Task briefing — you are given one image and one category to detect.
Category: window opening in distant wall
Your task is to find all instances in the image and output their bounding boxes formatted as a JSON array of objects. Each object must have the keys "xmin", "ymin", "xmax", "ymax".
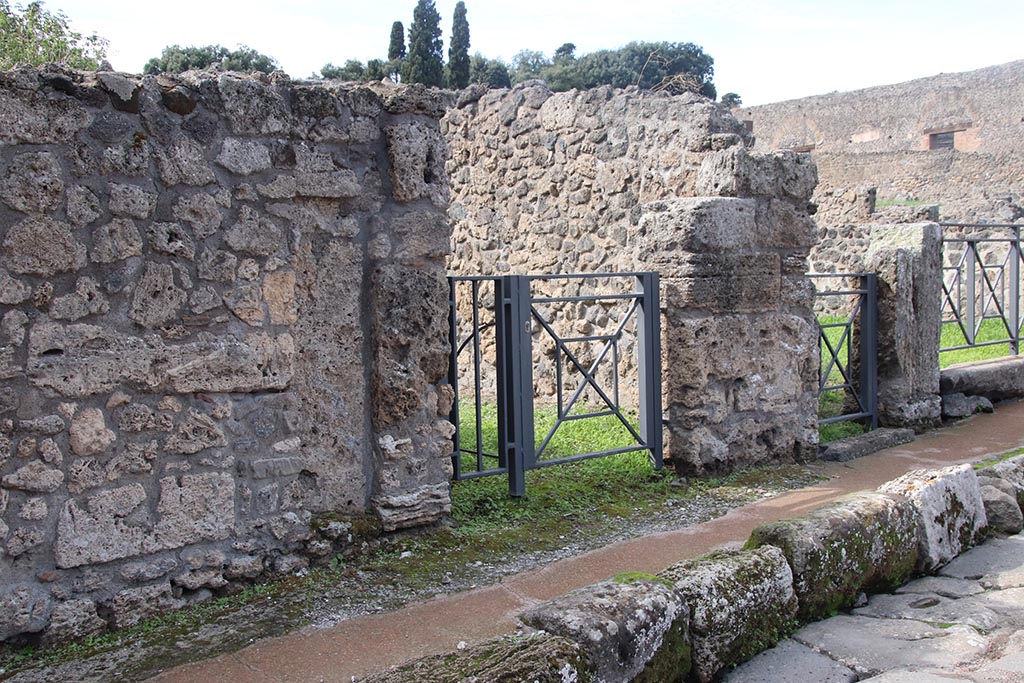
[{"xmin": 929, "ymin": 131, "xmax": 956, "ymax": 150}]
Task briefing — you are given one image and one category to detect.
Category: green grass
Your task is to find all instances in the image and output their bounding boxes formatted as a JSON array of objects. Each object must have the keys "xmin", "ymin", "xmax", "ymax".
[
  {"xmin": 817, "ymin": 314, "xmax": 867, "ymax": 443},
  {"xmin": 940, "ymin": 317, "xmax": 1019, "ymax": 368},
  {"xmin": 874, "ymin": 198, "xmax": 934, "ymax": 208}
]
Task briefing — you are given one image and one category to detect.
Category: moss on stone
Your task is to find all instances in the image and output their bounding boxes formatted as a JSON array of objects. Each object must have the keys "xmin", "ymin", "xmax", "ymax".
[{"xmin": 613, "ymin": 572, "xmax": 675, "ymax": 589}]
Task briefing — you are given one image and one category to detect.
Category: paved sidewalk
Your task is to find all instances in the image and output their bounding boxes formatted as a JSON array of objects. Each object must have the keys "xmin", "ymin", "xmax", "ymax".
[
  {"xmin": 146, "ymin": 401, "xmax": 1024, "ymax": 683},
  {"xmin": 726, "ymin": 532, "xmax": 1024, "ymax": 682}
]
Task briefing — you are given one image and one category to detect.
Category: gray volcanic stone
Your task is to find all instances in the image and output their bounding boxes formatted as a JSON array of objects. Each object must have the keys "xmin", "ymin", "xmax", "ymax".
[
  {"xmin": 90, "ymin": 218, "xmax": 143, "ymax": 263},
  {"xmin": 1, "ymin": 150, "xmax": 64, "ymax": 214},
  {"xmin": 852, "ymin": 591, "xmax": 1001, "ymax": 632},
  {"xmin": 129, "ymin": 262, "xmax": 186, "ymax": 328},
  {"xmin": 0, "ymin": 584, "xmax": 52, "ymax": 640},
  {"xmin": 216, "ymin": 138, "xmax": 272, "ymax": 175},
  {"xmin": 54, "ymin": 483, "xmax": 152, "ymax": 567},
  {"xmin": 941, "ymin": 391, "xmax": 993, "ymax": 419},
  {"xmin": 362, "ymin": 634, "xmax": 594, "ymax": 683},
  {"xmin": 109, "ymin": 183, "xmax": 157, "ymax": 218},
  {"xmin": 981, "ymin": 484, "xmax": 1024, "ymax": 534},
  {"xmin": 225, "ymin": 206, "xmax": 284, "ymax": 256},
  {"xmin": 660, "ymin": 546, "xmax": 797, "ymax": 683},
  {"xmin": 2, "ymin": 216, "xmax": 85, "ymax": 275},
  {"xmin": 723, "ymin": 639, "xmax": 857, "ymax": 683},
  {"xmin": 819, "ymin": 428, "xmax": 915, "ymax": 462},
  {"xmin": 520, "ymin": 578, "xmax": 690, "ymax": 682},
  {"xmin": 941, "ymin": 534, "xmax": 1024, "ymax": 589},
  {"xmin": 154, "ymin": 137, "xmax": 215, "ymax": 186},
  {"xmin": 2, "ymin": 461, "xmax": 65, "ymax": 493},
  {"xmin": 0, "ymin": 268, "xmax": 30, "ymax": 305},
  {"xmin": 878, "ymin": 464, "xmax": 988, "ymax": 572},
  {"xmin": 941, "ymin": 356, "xmax": 1024, "ymax": 402},
  {"xmin": 69, "ymin": 408, "xmax": 116, "ymax": 456},
  {"xmin": 793, "ymin": 615, "xmax": 988, "ymax": 677},
  {"xmin": 41, "ymin": 598, "xmax": 106, "ymax": 645},
  {"xmin": 748, "ymin": 492, "xmax": 918, "ymax": 621}
]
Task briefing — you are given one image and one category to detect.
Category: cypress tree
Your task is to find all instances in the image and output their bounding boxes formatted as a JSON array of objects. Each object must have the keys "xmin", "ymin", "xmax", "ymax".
[
  {"xmin": 401, "ymin": 0, "xmax": 444, "ymax": 87},
  {"xmin": 388, "ymin": 21, "xmax": 406, "ymax": 61},
  {"xmin": 447, "ymin": 1, "xmax": 470, "ymax": 89}
]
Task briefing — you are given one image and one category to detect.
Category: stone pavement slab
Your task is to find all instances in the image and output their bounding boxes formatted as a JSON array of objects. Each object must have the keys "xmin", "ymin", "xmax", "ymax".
[
  {"xmin": 895, "ymin": 575, "xmax": 986, "ymax": 599},
  {"xmin": 722, "ymin": 639, "xmax": 857, "ymax": 682},
  {"xmin": 792, "ymin": 616, "xmax": 989, "ymax": 677},
  {"xmin": 852, "ymin": 591, "xmax": 1002, "ymax": 632},
  {"xmin": 942, "ymin": 534, "xmax": 1024, "ymax": 588}
]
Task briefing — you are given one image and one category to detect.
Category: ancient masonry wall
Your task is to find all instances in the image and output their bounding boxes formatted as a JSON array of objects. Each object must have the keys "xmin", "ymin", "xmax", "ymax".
[
  {"xmin": 443, "ymin": 81, "xmax": 821, "ymax": 476},
  {"xmin": 738, "ymin": 60, "xmax": 1024, "ymax": 273},
  {"xmin": 0, "ymin": 67, "xmax": 454, "ymax": 643}
]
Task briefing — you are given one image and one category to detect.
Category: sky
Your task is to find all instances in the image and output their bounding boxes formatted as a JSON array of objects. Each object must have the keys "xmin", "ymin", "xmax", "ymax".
[{"xmin": 50, "ymin": 0, "xmax": 1024, "ymax": 106}]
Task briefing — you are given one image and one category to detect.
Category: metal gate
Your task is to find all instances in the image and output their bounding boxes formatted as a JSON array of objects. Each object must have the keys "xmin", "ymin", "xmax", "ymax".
[{"xmin": 447, "ymin": 273, "xmax": 662, "ymax": 496}]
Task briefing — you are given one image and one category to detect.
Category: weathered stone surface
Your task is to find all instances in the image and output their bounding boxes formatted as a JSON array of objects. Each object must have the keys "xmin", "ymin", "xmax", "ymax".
[
  {"xmin": 982, "ymin": 484, "xmax": 1024, "ymax": 534},
  {"xmin": 50, "ymin": 277, "xmax": 109, "ymax": 321},
  {"xmin": 41, "ymin": 598, "xmax": 107, "ymax": 645},
  {"xmin": 109, "ymin": 183, "xmax": 157, "ymax": 218},
  {"xmin": 90, "ymin": 218, "xmax": 143, "ymax": 263},
  {"xmin": 362, "ymin": 634, "xmax": 594, "ymax": 683},
  {"xmin": 865, "ymin": 224, "xmax": 943, "ymax": 430},
  {"xmin": 941, "ymin": 356, "xmax": 1024, "ymax": 403},
  {"xmin": 792, "ymin": 616, "xmax": 987, "ymax": 677},
  {"xmin": 819, "ymin": 428, "xmax": 915, "ymax": 462},
  {"xmin": 154, "ymin": 138, "xmax": 215, "ymax": 186},
  {"xmin": 153, "ymin": 473, "xmax": 234, "ymax": 548},
  {"xmin": 173, "ymin": 192, "xmax": 225, "ymax": 238},
  {"xmin": 218, "ymin": 74, "xmax": 292, "ymax": 135},
  {"xmin": 2, "ymin": 216, "xmax": 85, "ymax": 275},
  {"xmin": 224, "ymin": 284, "xmax": 265, "ymax": 326},
  {"xmin": 520, "ymin": 577, "xmax": 690, "ymax": 683},
  {"xmin": 263, "ymin": 270, "xmax": 298, "ymax": 324},
  {"xmin": 0, "ymin": 584, "xmax": 52, "ymax": 640},
  {"xmin": 723, "ymin": 639, "xmax": 857, "ymax": 683},
  {"xmin": 0, "ymin": 267, "xmax": 31, "ymax": 305},
  {"xmin": 54, "ymin": 484, "xmax": 151, "ymax": 568},
  {"xmin": 216, "ymin": 138, "xmax": 272, "ymax": 175},
  {"xmin": 660, "ymin": 547, "xmax": 797, "ymax": 682},
  {"xmin": 941, "ymin": 391, "xmax": 994, "ymax": 419},
  {"xmin": 69, "ymin": 408, "xmax": 116, "ymax": 456},
  {"xmin": 636, "ymin": 198, "xmax": 758, "ymax": 258},
  {"xmin": 978, "ymin": 456, "xmax": 1024, "ymax": 510},
  {"xmin": 1, "ymin": 150, "xmax": 63, "ymax": 214},
  {"xmin": 225, "ymin": 206, "xmax": 285, "ymax": 256},
  {"xmin": 129, "ymin": 262, "xmax": 186, "ymax": 328},
  {"xmin": 67, "ymin": 185, "xmax": 101, "ymax": 227},
  {"xmin": 149, "ymin": 222, "xmax": 196, "ymax": 260},
  {"xmin": 878, "ymin": 464, "xmax": 988, "ymax": 572},
  {"xmin": 940, "ymin": 534, "xmax": 1024, "ymax": 589},
  {"xmin": 748, "ymin": 492, "xmax": 918, "ymax": 621},
  {"xmin": 2, "ymin": 460, "xmax": 65, "ymax": 493},
  {"xmin": 197, "ymin": 248, "xmax": 238, "ymax": 282},
  {"xmin": 386, "ymin": 120, "xmax": 448, "ymax": 206},
  {"xmin": 163, "ymin": 410, "xmax": 226, "ymax": 454},
  {"xmin": 853, "ymin": 591, "xmax": 1001, "ymax": 632},
  {"xmin": 107, "ymin": 583, "xmax": 180, "ymax": 629},
  {"xmin": 373, "ymin": 482, "xmax": 451, "ymax": 532},
  {"xmin": 895, "ymin": 575, "xmax": 985, "ymax": 599},
  {"xmin": 163, "ymin": 332, "xmax": 294, "ymax": 393}
]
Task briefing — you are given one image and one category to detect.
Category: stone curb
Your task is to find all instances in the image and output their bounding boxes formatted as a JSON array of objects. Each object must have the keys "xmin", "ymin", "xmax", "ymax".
[{"xmin": 364, "ymin": 456, "xmax": 1024, "ymax": 683}]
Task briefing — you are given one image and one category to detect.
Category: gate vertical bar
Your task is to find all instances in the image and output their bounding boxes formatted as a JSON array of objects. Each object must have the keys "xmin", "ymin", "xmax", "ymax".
[
  {"xmin": 1010, "ymin": 227, "xmax": 1021, "ymax": 355},
  {"xmin": 861, "ymin": 274, "xmax": 879, "ymax": 430},
  {"xmin": 447, "ymin": 278, "xmax": 462, "ymax": 475},
  {"xmin": 637, "ymin": 273, "xmax": 663, "ymax": 468},
  {"xmin": 966, "ymin": 240, "xmax": 977, "ymax": 345},
  {"xmin": 496, "ymin": 275, "xmax": 533, "ymax": 497}
]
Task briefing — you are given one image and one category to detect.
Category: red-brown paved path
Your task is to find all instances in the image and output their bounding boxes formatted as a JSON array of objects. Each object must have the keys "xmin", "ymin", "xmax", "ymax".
[{"xmin": 146, "ymin": 401, "xmax": 1024, "ymax": 683}]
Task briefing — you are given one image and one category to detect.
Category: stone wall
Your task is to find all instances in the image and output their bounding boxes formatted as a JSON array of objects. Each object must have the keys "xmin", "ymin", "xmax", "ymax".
[
  {"xmin": 0, "ymin": 66, "xmax": 453, "ymax": 643},
  {"xmin": 443, "ymin": 82, "xmax": 820, "ymax": 475},
  {"xmin": 738, "ymin": 60, "xmax": 1024, "ymax": 255}
]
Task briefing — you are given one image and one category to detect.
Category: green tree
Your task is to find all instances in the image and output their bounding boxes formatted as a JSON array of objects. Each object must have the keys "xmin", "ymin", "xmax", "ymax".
[
  {"xmin": 388, "ymin": 20, "xmax": 406, "ymax": 61},
  {"xmin": 144, "ymin": 44, "xmax": 279, "ymax": 75},
  {"xmin": 510, "ymin": 49, "xmax": 548, "ymax": 84},
  {"xmin": 0, "ymin": 0, "xmax": 108, "ymax": 70},
  {"xmin": 320, "ymin": 59, "xmax": 366, "ymax": 80},
  {"xmin": 469, "ymin": 53, "xmax": 510, "ymax": 88},
  {"xmin": 572, "ymin": 41, "xmax": 715, "ymax": 98},
  {"xmin": 446, "ymin": 0, "xmax": 470, "ymax": 89},
  {"xmin": 720, "ymin": 92, "xmax": 742, "ymax": 107},
  {"xmin": 401, "ymin": 0, "xmax": 443, "ymax": 87}
]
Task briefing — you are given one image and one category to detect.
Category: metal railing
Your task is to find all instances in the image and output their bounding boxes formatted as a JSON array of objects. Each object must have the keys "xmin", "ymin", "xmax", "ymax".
[
  {"xmin": 447, "ymin": 273, "xmax": 662, "ymax": 496},
  {"xmin": 940, "ymin": 223, "xmax": 1022, "ymax": 355},
  {"xmin": 811, "ymin": 273, "xmax": 878, "ymax": 431}
]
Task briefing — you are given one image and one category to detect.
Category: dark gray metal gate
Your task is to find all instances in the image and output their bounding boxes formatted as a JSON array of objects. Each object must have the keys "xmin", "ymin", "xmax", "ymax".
[
  {"xmin": 812, "ymin": 273, "xmax": 879, "ymax": 432},
  {"xmin": 447, "ymin": 273, "xmax": 663, "ymax": 496}
]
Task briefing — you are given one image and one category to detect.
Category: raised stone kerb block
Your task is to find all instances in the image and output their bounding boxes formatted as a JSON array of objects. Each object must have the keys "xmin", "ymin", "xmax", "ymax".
[
  {"xmin": 878, "ymin": 464, "xmax": 988, "ymax": 572},
  {"xmin": 659, "ymin": 546, "xmax": 797, "ymax": 683},
  {"xmin": 361, "ymin": 634, "xmax": 594, "ymax": 683},
  {"xmin": 941, "ymin": 356, "xmax": 1024, "ymax": 403},
  {"xmin": 519, "ymin": 577, "xmax": 690, "ymax": 683},
  {"xmin": 747, "ymin": 492, "xmax": 919, "ymax": 621}
]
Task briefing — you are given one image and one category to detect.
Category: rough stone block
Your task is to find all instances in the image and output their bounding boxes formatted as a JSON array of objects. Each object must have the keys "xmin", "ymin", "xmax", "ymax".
[
  {"xmin": 980, "ymin": 484, "xmax": 1023, "ymax": 534},
  {"xmin": 0, "ymin": 584, "xmax": 52, "ymax": 640},
  {"xmin": 977, "ymin": 456, "xmax": 1024, "ymax": 510},
  {"xmin": 41, "ymin": 598, "xmax": 107, "ymax": 645},
  {"xmin": 373, "ymin": 482, "xmax": 451, "ymax": 532},
  {"xmin": 54, "ymin": 484, "xmax": 152, "ymax": 568},
  {"xmin": 520, "ymin": 577, "xmax": 690, "ymax": 682},
  {"xmin": 941, "ymin": 391, "xmax": 994, "ymax": 419},
  {"xmin": 385, "ymin": 120, "xmax": 449, "ymax": 206},
  {"xmin": 659, "ymin": 546, "xmax": 798, "ymax": 682},
  {"xmin": 153, "ymin": 473, "xmax": 234, "ymax": 549},
  {"xmin": 747, "ymin": 492, "xmax": 919, "ymax": 620},
  {"xmin": 216, "ymin": 138, "xmax": 272, "ymax": 175},
  {"xmin": 818, "ymin": 427, "xmax": 915, "ymax": 462},
  {"xmin": 2, "ymin": 216, "xmax": 85, "ymax": 276},
  {"xmin": 940, "ymin": 356, "xmax": 1024, "ymax": 403},
  {"xmin": 696, "ymin": 147, "xmax": 816, "ymax": 201},
  {"xmin": 878, "ymin": 464, "xmax": 988, "ymax": 572},
  {"xmin": 362, "ymin": 634, "xmax": 594, "ymax": 683},
  {"xmin": 635, "ymin": 197, "xmax": 757, "ymax": 258},
  {"xmin": 866, "ymin": 223, "xmax": 942, "ymax": 430},
  {"xmin": 1, "ymin": 150, "xmax": 64, "ymax": 214}
]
